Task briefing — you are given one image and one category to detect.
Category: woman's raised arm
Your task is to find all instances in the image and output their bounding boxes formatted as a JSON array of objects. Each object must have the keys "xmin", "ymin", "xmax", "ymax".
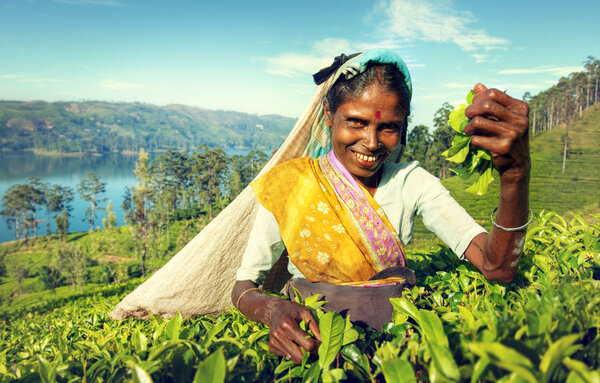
[{"xmin": 462, "ymin": 83, "xmax": 531, "ymax": 283}]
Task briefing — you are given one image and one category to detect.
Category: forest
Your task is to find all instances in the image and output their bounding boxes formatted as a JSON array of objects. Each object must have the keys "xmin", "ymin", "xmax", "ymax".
[{"xmin": 0, "ymin": 101, "xmax": 295, "ymax": 153}]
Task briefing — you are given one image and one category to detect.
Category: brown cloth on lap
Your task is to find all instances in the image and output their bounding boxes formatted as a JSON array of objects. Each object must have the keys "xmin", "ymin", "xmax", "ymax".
[{"xmin": 285, "ymin": 266, "xmax": 416, "ymax": 331}]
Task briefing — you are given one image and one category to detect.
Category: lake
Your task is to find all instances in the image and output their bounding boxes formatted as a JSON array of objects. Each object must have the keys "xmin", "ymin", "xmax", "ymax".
[{"xmin": 0, "ymin": 149, "xmax": 258, "ymax": 243}]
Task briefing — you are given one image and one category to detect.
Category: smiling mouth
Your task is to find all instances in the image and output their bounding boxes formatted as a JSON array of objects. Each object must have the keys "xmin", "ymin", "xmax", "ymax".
[{"xmin": 352, "ymin": 151, "xmax": 378, "ymax": 163}]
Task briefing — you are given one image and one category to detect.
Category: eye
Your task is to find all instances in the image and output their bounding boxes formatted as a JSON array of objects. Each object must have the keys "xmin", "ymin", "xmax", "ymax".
[
  {"xmin": 346, "ymin": 118, "xmax": 366, "ymax": 128},
  {"xmin": 380, "ymin": 123, "xmax": 402, "ymax": 133}
]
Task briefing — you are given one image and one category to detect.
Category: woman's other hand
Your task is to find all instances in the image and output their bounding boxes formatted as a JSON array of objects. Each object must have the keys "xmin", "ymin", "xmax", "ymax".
[
  {"xmin": 266, "ymin": 299, "xmax": 321, "ymax": 363},
  {"xmin": 464, "ymin": 83, "xmax": 530, "ymax": 182},
  {"xmin": 232, "ymin": 280, "xmax": 321, "ymax": 364}
]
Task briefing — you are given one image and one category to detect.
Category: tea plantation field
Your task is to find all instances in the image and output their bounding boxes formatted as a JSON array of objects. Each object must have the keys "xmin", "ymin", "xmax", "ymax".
[{"xmin": 1, "ymin": 211, "xmax": 598, "ymax": 382}]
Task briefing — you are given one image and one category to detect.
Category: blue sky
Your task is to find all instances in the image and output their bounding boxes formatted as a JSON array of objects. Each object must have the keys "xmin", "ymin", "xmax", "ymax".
[{"xmin": 1, "ymin": 0, "xmax": 598, "ymax": 128}]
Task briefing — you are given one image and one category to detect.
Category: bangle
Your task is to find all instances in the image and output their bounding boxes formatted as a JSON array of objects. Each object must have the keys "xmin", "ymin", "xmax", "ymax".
[
  {"xmin": 236, "ymin": 287, "xmax": 260, "ymax": 309},
  {"xmin": 491, "ymin": 207, "xmax": 533, "ymax": 232}
]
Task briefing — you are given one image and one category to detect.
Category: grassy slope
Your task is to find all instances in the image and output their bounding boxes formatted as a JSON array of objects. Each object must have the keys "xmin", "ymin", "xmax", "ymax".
[
  {"xmin": 0, "ymin": 220, "xmax": 205, "ymax": 309},
  {"xmin": 408, "ymin": 103, "xmax": 600, "ymax": 250}
]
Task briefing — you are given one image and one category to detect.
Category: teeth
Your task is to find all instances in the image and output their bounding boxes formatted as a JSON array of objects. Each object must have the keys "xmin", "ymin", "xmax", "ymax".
[{"xmin": 354, "ymin": 152, "xmax": 376, "ymax": 162}]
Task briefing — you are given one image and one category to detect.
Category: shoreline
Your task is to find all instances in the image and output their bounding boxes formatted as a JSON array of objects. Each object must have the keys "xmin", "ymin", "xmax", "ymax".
[{"xmin": 11, "ymin": 147, "xmax": 271, "ymax": 157}]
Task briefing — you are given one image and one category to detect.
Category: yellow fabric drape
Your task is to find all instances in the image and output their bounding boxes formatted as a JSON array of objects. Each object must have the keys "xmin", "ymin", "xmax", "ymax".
[{"xmin": 251, "ymin": 157, "xmax": 405, "ymax": 284}]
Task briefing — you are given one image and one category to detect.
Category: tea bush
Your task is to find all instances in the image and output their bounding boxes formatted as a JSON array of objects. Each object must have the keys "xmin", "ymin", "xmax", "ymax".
[{"xmin": 0, "ymin": 212, "xmax": 598, "ymax": 382}]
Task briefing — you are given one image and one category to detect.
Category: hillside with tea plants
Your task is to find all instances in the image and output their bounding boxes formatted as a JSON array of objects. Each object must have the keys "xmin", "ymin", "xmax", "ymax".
[{"xmin": 0, "ymin": 211, "xmax": 598, "ymax": 382}]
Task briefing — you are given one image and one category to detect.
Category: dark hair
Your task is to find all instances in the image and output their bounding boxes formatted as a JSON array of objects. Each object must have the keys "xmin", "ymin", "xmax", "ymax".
[
  {"xmin": 325, "ymin": 64, "xmax": 410, "ymax": 145},
  {"xmin": 325, "ymin": 63, "xmax": 411, "ymax": 117}
]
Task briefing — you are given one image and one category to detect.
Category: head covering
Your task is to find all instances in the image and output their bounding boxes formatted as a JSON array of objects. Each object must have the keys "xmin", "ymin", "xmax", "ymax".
[
  {"xmin": 303, "ymin": 48, "xmax": 413, "ymax": 159},
  {"xmin": 109, "ymin": 48, "xmax": 414, "ymax": 320}
]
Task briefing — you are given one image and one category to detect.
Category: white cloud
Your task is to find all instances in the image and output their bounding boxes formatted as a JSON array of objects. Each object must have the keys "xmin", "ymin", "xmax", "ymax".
[
  {"xmin": 498, "ymin": 66, "xmax": 583, "ymax": 76},
  {"xmin": 377, "ymin": 0, "xmax": 509, "ymax": 62},
  {"xmin": 1, "ymin": 74, "xmax": 65, "ymax": 85},
  {"xmin": 263, "ymin": 53, "xmax": 330, "ymax": 78},
  {"xmin": 261, "ymin": 38, "xmax": 423, "ymax": 79},
  {"xmin": 98, "ymin": 80, "xmax": 141, "ymax": 90},
  {"xmin": 18, "ymin": 78, "xmax": 64, "ymax": 84},
  {"xmin": 262, "ymin": 38, "xmax": 359, "ymax": 78}
]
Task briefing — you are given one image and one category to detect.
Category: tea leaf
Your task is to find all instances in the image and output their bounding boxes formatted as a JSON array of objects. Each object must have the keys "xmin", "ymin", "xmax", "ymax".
[
  {"xmin": 428, "ymin": 342, "xmax": 459, "ymax": 381},
  {"xmin": 381, "ymin": 359, "xmax": 416, "ymax": 383},
  {"xmin": 318, "ymin": 311, "xmax": 345, "ymax": 369},
  {"xmin": 165, "ymin": 312, "xmax": 182, "ymax": 340},
  {"xmin": 194, "ymin": 349, "xmax": 226, "ymax": 383}
]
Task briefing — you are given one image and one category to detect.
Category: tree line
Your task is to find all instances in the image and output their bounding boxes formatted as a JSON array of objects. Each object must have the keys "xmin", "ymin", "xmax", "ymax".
[
  {"xmin": 1, "ymin": 147, "xmax": 268, "ymax": 293},
  {"xmin": 121, "ymin": 145, "xmax": 267, "ymax": 276},
  {"xmin": 0, "ymin": 100, "xmax": 294, "ymax": 154},
  {"xmin": 524, "ymin": 56, "xmax": 600, "ymax": 135},
  {"xmin": 522, "ymin": 56, "xmax": 600, "ymax": 173},
  {"xmin": 0, "ymin": 147, "xmax": 268, "ymax": 246}
]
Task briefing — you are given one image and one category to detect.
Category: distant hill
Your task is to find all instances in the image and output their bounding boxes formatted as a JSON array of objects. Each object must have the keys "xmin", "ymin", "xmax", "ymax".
[
  {"xmin": 0, "ymin": 100, "xmax": 296, "ymax": 153},
  {"xmin": 409, "ymin": 103, "xmax": 600, "ymax": 248}
]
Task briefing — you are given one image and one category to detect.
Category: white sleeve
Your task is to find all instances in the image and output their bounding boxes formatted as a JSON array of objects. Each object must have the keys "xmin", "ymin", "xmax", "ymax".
[
  {"xmin": 235, "ymin": 203, "xmax": 286, "ymax": 284},
  {"xmin": 409, "ymin": 167, "xmax": 487, "ymax": 259}
]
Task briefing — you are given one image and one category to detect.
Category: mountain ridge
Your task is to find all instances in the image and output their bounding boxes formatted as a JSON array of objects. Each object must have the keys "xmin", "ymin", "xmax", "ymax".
[{"xmin": 0, "ymin": 100, "xmax": 297, "ymax": 153}]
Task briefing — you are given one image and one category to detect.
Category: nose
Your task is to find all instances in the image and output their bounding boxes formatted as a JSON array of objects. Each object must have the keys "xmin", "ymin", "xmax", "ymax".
[{"xmin": 362, "ymin": 127, "xmax": 379, "ymax": 151}]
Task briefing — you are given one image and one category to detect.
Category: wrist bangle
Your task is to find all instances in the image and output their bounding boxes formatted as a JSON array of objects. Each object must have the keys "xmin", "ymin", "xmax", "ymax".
[
  {"xmin": 491, "ymin": 207, "xmax": 533, "ymax": 232},
  {"xmin": 236, "ymin": 287, "xmax": 260, "ymax": 309}
]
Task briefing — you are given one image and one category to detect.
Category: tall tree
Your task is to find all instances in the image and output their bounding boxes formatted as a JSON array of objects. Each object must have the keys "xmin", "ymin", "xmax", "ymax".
[
  {"xmin": 77, "ymin": 172, "xmax": 107, "ymax": 230},
  {"xmin": 49, "ymin": 242, "xmax": 87, "ymax": 290},
  {"xmin": 44, "ymin": 184, "xmax": 74, "ymax": 235},
  {"xmin": 102, "ymin": 200, "xmax": 117, "ymax": 231},
  {"xmin": 190, "ymin": 145, "xmax": 228, "ymax": 220},
  {"xmin": 226, "ymin": 150, "xmax": 268, "ymax": 199},
  {"xmin": 0, "ymin": 178, "xmax": 45, "ymax": 242},
  {"xmin": 123, "ymin": 149, "xmax": 154, "ymax": 277},
  {"xmin": 405, "ymin": 125, "xmax": 433, "ymax": 170},
  {"xmin": 151, "ymin": 150, "xmax": 190, "ymax": 235},
  {"xmin": 430, "ymin": 102, "xmax": 455, "ymax": 179}
]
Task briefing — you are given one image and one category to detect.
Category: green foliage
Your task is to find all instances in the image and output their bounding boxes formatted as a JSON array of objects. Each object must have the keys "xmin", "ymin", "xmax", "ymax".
[
  {"xmin": 0, "ymin": 100, "xmax": 294, "ymax": 153},
  {"xmin": 77, "ymin": 172, "xmax": 107, "ymax": 230},
  {"xmin": 408, "ymin": 103, "xmax": 600, "ymax": 250},
  {"xmin": 442, "ymin": 89, "xmax": 495, "ymax": 196},
  {"xmin": 405, "ymin": 125, "xmax": 433, "ymax": 167},
  {"xmin": 0, "ymin": 177, "xmax": 46, "ymax": 241},
  {"xmin": 0, "ymin": 212, "xmax": 598, "ymax": 381}
]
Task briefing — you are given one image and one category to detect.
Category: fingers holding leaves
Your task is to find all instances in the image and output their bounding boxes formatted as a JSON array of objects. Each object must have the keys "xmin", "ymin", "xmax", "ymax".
[
  {"xmin": 268, "ymin": 301, "xmax": 319, "ymax": 364},
  {"xmin": 464, "ymin": 85, "xmax": 530, "ymax": 176},
  {"xmin": 300, "ymin": 308, "xmax": 322, "ymax": 342},
  {"xmin": 470, "ymin": 87, "xmax": 530, "ymax": 116}
]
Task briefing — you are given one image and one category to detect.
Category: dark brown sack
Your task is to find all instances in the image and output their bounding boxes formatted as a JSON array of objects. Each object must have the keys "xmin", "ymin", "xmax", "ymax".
[{"xmin": 285, "ymin": 266, "xmax": 416, "ymax": 331}]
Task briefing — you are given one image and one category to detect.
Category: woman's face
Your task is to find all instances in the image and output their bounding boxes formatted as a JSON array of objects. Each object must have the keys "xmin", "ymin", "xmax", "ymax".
[{"xmin": 325, "ymin": 82, "xmax": 405, "ymax": 187}]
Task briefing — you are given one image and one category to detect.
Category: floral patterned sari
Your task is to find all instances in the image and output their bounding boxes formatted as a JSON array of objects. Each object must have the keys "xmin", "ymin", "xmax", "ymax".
[{"xmin": 251, "ymin": 151, "xmax": 406, "ymax": 284}]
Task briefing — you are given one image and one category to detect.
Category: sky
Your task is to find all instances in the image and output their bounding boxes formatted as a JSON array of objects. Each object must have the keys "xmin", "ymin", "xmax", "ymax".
[{"xmin": 1, "ymin": 0, "xmax": 598, "ymax": 129}]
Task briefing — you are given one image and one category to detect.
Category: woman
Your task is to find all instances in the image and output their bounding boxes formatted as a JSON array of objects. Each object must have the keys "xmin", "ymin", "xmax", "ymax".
[{"xmin": 232, "ymin": 48, "xmax": 530, "ymax": 363}]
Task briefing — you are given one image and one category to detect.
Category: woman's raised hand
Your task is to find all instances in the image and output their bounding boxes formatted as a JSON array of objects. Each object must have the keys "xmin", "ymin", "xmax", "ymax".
[
  {"xmin": 462, "ymin": 83, "xmax": 531, "ymax": 283},
  {"xmin": 464, "ymin": 83, "xmax": 530, "ymax": 182}
]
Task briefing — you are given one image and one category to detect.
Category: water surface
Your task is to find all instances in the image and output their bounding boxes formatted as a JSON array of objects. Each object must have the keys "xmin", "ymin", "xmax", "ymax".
[{"xmin": 0, "ymin": 149, "xmax": 256, "ymax": 243}]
